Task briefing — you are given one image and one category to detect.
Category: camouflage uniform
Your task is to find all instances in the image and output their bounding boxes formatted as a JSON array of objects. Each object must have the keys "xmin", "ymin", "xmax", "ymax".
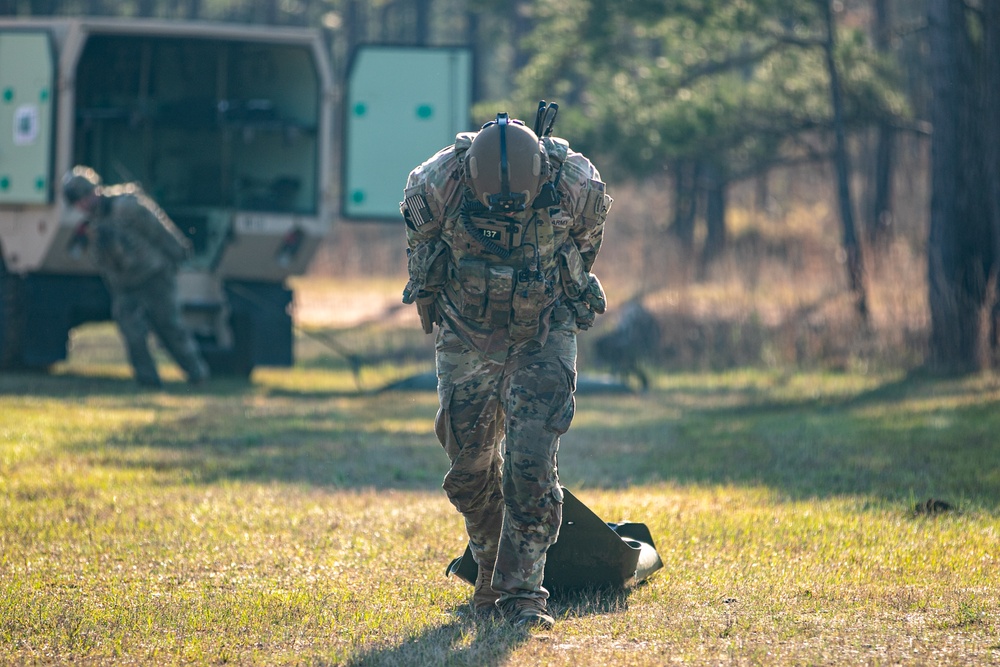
[
  {"xmin": 401, "ymin": 128, "xmax": 611, "ymax": 611},
  {"xmin": 85, "ymin": 184, "xmax": 209, "ymax": 387}
]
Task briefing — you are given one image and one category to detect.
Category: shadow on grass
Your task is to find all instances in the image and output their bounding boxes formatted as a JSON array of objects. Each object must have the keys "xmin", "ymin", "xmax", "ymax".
[
  {"xmin": 0, "ymin": 369, "xmax": 260, "ymax": 399},
  {"xmin": 344, "ymin": 591, "xmax": 633, "ymax": 667},
  {"xmin": 92, "ymin": 411, "xmax": 447, "ymax": 490},
  {"xmin": 8, "ymin": 365, "xmax": 999, "ymax": 510},
  {"xmin": 562, "ymin": 370, "xmax": 1000, "ymax": 511},
  {"xmin": 0, "ymin": 370, "xmax": 140, "ymax": 398},
  {"xmin": 1, "ymin": 368, "xmax": 444, "ymax": 489},
  {"xmin": 343, "ymin": 613, "xmax": 529, "ymax": 667},
  {"xmin": 552, "ymin": 585, "xmax": 635, "ymax": 616}
]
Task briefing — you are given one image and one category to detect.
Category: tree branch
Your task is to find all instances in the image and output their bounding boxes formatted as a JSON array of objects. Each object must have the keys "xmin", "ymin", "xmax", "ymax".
[{"xmin": 672, "ymin": 40, "xmax": 785, "ymax": 89}]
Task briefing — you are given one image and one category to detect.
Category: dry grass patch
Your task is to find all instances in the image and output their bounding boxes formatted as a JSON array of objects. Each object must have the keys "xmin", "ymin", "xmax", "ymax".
[{"xmin": 2, "ymin": 339, "xmax": 999, "ymax": 665}]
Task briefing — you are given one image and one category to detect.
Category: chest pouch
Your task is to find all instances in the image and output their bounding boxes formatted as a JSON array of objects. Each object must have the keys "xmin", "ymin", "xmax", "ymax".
[
  {"xmin": 455, "ymin": 257, "xmax": 488, "ymax": 319},
  {"xmin": 451, "ymin": 258, "xmax": 517, "ymax": 328},
  {"xmin": 510, "ymin": 276, "xmax": 549, "ymax": 340},
  {"xmin": 486, "ymin": 265, "xmax": 515, "ymax": 328}
]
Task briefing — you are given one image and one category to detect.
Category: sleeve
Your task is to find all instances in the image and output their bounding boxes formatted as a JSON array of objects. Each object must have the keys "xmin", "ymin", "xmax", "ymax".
[
  {"xmin": 402, "ymin": 168, "xmax": 440, "ymax": 248},
  {"xmin": 561, "ymin": 151, "xmax": 612, "ymax": 272},
  {"xmin": 400, "ymin": 146, "xmax": 461, "ymax": 302},
  {"xmin": 401, "ymin": 145, "xmax": 460, "ymax": 249}
]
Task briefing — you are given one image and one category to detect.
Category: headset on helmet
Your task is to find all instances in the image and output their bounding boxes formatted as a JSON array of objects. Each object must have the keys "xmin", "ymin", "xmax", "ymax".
[
  {"xmin": 466, "ymin": 113, "xmax": 547, "ymax": 213},
  {"xmin": 61, "ymin": 166, "xmax": 102, "ymax": 205}
]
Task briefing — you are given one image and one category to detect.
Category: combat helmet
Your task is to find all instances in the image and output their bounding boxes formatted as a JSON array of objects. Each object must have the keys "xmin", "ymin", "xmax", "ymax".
[
  {"xmin": 61, "ymin": 166, "xmax": 102, "ymax": 205},
  {"xmin": 466, "ymin": 113, "xmax": 547, "ymax": 213}
]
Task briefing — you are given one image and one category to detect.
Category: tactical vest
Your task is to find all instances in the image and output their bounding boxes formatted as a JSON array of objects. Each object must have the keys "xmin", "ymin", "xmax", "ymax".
[
  {"xmin": 403, "ymin": 134, "xmax": 608, "ymax": 341},
  {"xmin": 445, "ymin": 135, "xmax": 567, "ymax": 339}
]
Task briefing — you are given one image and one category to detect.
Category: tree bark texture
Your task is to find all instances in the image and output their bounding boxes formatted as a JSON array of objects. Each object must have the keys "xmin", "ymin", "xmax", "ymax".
[
  {"xmin": 670, "ymin": 160, "xmax": 699, "ymax": 250},
  {"xmin": 926, "ymin": 0, "xmax": 996, "ymax": 371},
  {"xmin": 701, "ymin": 162, "xmax": 727, "ymax": 271},
  {"xmin": 821, "ymin": 0, "xmax": 869, "ymax": 323},
  {"xmin": 868, "ymin": 0, "xmax": 895, "ymax": 250},
  {"xmin": 984, "ymin": 1, "xmax": 1000, "ymax": 359}
]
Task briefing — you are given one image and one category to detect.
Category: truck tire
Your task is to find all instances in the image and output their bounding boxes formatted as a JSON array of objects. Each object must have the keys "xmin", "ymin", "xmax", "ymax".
[
  {"xmin": 0, "ymin": 262, "xmax": 26, "ymax": 369},
  {"xmin": 199, "ymin": 311, "xmax": 254, "ymax": 379}
]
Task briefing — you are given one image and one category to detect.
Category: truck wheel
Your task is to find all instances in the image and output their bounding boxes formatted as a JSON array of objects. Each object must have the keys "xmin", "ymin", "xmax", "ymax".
[
  {"xmin": 200, "ymin": 311, "xmax": 254, "ymax": 379},
  {"xmin": 0, "ymin": 265, "xmax": 26, "ymax": 370}
]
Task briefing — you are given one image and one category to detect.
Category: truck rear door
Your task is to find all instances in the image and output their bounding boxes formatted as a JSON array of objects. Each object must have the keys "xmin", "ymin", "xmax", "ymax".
[{"xmin": 0, "ymin": 29, "xmax": 54, "ymax": 205}]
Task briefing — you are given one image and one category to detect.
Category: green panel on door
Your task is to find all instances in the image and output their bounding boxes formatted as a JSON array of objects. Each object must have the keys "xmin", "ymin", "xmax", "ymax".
[
  {"xmin": 343, "ymin": 45, "xmax": 472, "ymax": 220},
  {"xmin": 0, "ymin": 30, "xmax": 54, "ymax": 205}
]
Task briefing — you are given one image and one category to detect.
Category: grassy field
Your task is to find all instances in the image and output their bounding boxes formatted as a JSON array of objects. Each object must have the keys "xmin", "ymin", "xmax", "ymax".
[{"xmin": 2, "ymin": 316, "xmax": 999, "ymax": 666}]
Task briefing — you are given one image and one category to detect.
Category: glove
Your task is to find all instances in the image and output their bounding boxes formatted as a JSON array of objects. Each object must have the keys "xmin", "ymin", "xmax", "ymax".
[{"xmin": 583, "ymin": 273, "xmax": 607, "ymax": 314}]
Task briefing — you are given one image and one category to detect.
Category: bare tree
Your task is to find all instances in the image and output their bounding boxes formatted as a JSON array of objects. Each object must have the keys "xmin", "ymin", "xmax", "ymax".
[
  {"xmin": 983, "ymin": 1, "xmax": 1000, "ymax": 364},
  {"xmin": 670, "ymin": 159, "xmax": 699, "ymax": 251},
  {"xmin": 821, "ymin": 0, "xmax": 869, "ymax": 323},
  {"xmin": 28, "ymin": 0, "xmax": 58, "ymax": 15},
  {"xmin": 414, "ymin": 0, "xmax": 431, "ymax": 45},
  {"xmin": 700, "ymin": 161, "xmax": 727, "ymax": 271},
  {"xmin": 868, "ymin": 0, "xmax": 895, "ymax": 250}
]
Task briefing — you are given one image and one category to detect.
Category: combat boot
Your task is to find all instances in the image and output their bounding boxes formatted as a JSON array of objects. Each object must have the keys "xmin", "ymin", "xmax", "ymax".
[
  {"xmin": 472, "ymin": 565, "xmax": 500, "ymax": 615},
  {"xmin": 498, "ymin": 597, "xmax": 555, "ymax": 630}
]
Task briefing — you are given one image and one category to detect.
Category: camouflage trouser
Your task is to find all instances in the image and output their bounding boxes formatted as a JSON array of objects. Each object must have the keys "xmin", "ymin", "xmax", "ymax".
[
  {"xmin": 111, "ymin": 271, "xmax": 209, "ymax": 386},
  {"xmin": 435, "ymin": 323, "xmax": 577, "ymax": 603}
]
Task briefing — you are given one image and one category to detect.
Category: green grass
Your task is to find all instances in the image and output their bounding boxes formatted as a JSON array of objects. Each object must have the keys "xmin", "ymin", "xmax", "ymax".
[{"xmin": 1, "ymin": 328, "xmax": 999, "ymax": 665}]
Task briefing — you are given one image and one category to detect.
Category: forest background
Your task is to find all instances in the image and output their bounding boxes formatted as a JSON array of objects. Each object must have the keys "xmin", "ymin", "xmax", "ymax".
[
  {"xmin": 4, "ymin": 0, "xmax": 998, "ymax": 376},
  {"xmin": 3, "ymin": 4, "xmax": 1000, "ymax": 665}
]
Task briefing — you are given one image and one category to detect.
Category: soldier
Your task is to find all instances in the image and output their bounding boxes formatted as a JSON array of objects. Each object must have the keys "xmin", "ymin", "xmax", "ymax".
[
  {"xmin": 593, "ymin": 299, "xmax": 661, "ymax": 392},
  {"xmin": 400, "ymin": 107, "xmax": 612, "ymax": 629},
  {"xmin": 62, "ymin": 166, "xmax": 210, "ymax": 388}
]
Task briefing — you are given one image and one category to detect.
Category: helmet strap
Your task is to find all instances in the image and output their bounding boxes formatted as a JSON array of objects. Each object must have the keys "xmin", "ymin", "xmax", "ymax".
[
  {"xmin": 498, "ymin": 113, "xmax": 510, "ymax": 200},
  {"xmin": 487, "ymin": 113, "xmax": 527, "ymax": 213}
]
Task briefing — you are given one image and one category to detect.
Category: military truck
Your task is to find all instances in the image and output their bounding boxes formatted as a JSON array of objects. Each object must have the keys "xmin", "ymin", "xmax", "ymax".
[{"xmin": 0, "ymin": 18, "xmax": 335, "ymax": 376}]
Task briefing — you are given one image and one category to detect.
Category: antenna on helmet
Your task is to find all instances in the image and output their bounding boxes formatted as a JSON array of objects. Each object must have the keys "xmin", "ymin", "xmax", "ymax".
[{"xmin": 533, "ymin": 100, "xmax": 559, "ymax": 137}]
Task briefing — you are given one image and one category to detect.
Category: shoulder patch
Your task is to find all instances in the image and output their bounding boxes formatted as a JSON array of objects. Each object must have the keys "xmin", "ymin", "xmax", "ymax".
[
  {"xmin": 403, "ymin": 183, "xmax": 434, "ymax": 228},
  {"xmin": 581, "ymin": 179, "xmax": 612, "ymax": 223}
]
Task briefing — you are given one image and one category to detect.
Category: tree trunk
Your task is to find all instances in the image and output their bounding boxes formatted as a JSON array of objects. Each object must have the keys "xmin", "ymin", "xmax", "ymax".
[
  {"xmin": 867, "ymin": 0, "xmax": 896, "ymax": 251},
  {"xmin": 983, "ymin": 1, "xmax": 1000, "ymax": 361},
  {"xmin": 701, "ymin": 162, "xmax": 727, "ymax": 271},
  {"xmin": 927, "ymin": 0, "xmax": 995, "ymax": 371},
  {"xmin": 511, "ymin": 1, "xmax": 532, "ymax": 72},
  {"xmin": 262, "ymin": 0, "xmax": 279, "ymax": 25},
  {"xmin": 467, "ymin": 9, "xmax": 482, "ymax": 102},
  {"xmin": 754, "ymin": 172, "xmax": 769, "ymax": 214},
  {"xmin": 344, "ymin": 0, "xmax": 365, "ymax": 62},
  {"xmin": 870, "ymin": 125, "xmax": 895, "ymax": 249},
  {"xmin": 670, "ymin": 160, "xmax": 699, "ymax": 250},
  {"xmin": 28, "ymin": 0, "xmax": 57, "ymax": 15},
  {"xmin": 821, "ymin": 0, "xmax": 868, "ymax": 323},
  {"xmin": 414, "ymin": 0, "xmax": 432, "ymax": 45}
]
